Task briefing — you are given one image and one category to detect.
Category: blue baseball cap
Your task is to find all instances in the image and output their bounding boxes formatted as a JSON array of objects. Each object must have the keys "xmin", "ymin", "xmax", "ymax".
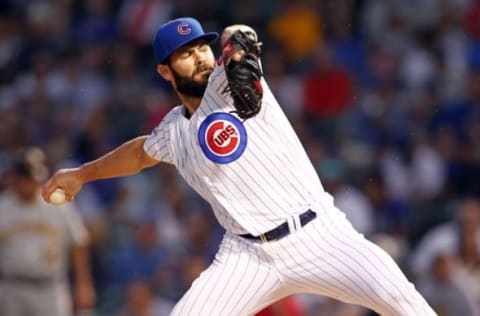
[{"xmin": 153, "ymin": 17, "xmax": 218, "ymax": 64}]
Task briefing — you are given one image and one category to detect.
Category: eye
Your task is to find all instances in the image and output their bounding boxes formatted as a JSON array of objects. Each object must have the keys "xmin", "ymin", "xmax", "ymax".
[{"xmin": 182, "ymin": 50, "xmax": 192, "ymax": 58}]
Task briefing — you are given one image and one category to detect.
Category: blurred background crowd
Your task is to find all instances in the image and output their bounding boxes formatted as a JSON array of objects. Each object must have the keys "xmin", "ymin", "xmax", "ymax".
[{"xmin": 0, "ymin": 0, "xmax": 480, "ymax": 315}]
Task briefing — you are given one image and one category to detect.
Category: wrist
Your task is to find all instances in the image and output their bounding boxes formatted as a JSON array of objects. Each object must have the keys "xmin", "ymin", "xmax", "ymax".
[{"xmin": 78, "ymin": 163, "xmax": 94, "ymax": 184}]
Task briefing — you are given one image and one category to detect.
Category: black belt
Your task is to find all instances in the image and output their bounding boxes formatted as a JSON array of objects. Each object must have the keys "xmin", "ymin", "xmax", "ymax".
[{"xmin": 240, "ymin": 209, "xmax": 316, "ymax": 242}]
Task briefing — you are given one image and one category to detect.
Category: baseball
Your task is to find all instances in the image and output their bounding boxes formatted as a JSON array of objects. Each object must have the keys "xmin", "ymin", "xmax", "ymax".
[{"xmin": 49, "ymin": 188, "xmax": 66, "ymax": 205}]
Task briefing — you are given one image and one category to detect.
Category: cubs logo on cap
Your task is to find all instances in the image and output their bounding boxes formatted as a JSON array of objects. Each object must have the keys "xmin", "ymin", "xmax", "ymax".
[
  {"xmin": 198, "ymin": 113, "xmax": 247, "ymax": 164},
  {"xmin": 177, "ymin": 22, "xmax": 192, "ymax": 35},
  {"xmin": 153, "ymin": 17, "xmax": 218, "ymax": 64}
]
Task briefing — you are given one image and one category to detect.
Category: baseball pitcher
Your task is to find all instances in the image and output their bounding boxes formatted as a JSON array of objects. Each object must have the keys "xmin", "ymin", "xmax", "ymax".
[{"xmin": 42, "ymin": 17, "xmax": 436, "ymax": 316}]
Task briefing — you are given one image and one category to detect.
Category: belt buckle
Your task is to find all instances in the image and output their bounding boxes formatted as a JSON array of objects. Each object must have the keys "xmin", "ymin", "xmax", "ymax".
[{"xmin": 259, "ymin": 233, "xmax": 268, "ymax": 243}]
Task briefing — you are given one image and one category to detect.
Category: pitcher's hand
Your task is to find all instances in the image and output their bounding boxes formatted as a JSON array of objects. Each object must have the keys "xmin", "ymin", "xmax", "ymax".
[{"xmin": 42, "ymin": 168, "xmax": 84, "ymax": 204}]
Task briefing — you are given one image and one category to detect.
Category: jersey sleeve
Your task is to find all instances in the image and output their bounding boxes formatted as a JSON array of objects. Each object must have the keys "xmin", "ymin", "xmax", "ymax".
[{"xmin": 143, "ymin": 115, "xmax": 174, "ymax": 164}]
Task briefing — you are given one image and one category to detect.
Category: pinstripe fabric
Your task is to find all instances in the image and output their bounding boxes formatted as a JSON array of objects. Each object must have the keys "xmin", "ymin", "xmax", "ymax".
[
  {"xmin": 144, "ymin": 64, "xmax": 326, "ymax": 236},
  {"xmin": 145, "ymin": 61, "xmax": 436, "ymax": 315},
  {"xmin": 269, "ymin": 211, "xmax": 437, "ymax": 316},
  {"xmin": 171, "ymin": 234, "xmax": 291, "ymax": 316},
  {"xmin": 172, "ymin": 210, "xmax": 436, "ymax": 316}
]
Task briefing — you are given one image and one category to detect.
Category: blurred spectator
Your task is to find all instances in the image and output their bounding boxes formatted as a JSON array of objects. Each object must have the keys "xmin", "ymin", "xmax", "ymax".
[
  {"xmin": 44, "ymin": 48, "xmax": 109, "ymax": 129},
  {"xmin": 379, "ymin": 136, "xmax": 446, "ymax": 202},
  {"xmin": 179, "ymin": 254, "xmax": 208, "ymax": 294},
  {"xmin": 436, "ymin": 4, "xmax": 470, "ymax": 101},
  {"xmin": 116, "ymin": 280, "xmax": 174, "ymax": 316},
  {"xmin": 370, "ymin": 233, "xmax": 407, "ymax": 265},
  {"xmin": 441, "ymin": 69, "xmax": 480, "ymax": 197},
  {"xmin": 263, "ymin": 49, "xmax": 303, "ymax": 120},
  {"xmin": 14, "ymin": 50, "xmax": 55, "ymax": 100},
  {"xmin": 410, "ymin": 198, "xmax": 480, "ymax": 277},
  {"xmin": 105, "ymin": 216, "xmax": 169, "ymax": 293},
  {"xmin": 362, "ymin": 170, "xmax": 410, "ymax": 241},
  {"xmin": 456, "ymin": 224, "xmax": 480, "ymax": 314},
  {"xmin": 464, "ymin": 0, "xmax": 480, "ymax": 40},
  {"xmin": 360, "ymin": 0, "xmax": 409, "ymax": 45},
  {"xmin": 303, "ymin": 296, "xmax": 368, "ymax": 316},
  {"xmin": 398, "ymin": 28, "xmax": 440, "ymax": 98},
  {"xmin": 418, "ymin": 253, "xmax": 475, "ymax": 316},
  {"xmin": 0, "ymin": 11, "xmax": 22, "ymax": 84},
  {"xmin": 75, "ymin": 0, "xmax": 118, "ymax": 45},
  {"xmin": 318, "ymin": 158, "xmax": 374, "ymax": 236},
  {"xmin": 18, "ymin": 1, "xmax": 71, "ymax": 60},
  {"xmin": 325, "ymin": 0, "xmax": 369, "ymax": 84},
  {"xmin": 183, "ymin": 206, "xmax": 223, "ymax": 261},
  {"xmin": 118, "ymin": 0, "xmax": 172, "ymax": 48},
  {"xmin": 256, "ymin": 296, "xmax": 306, "ymax": 316},
  {"xmin": 268, "ymin": 0, "xmax": 323, "ymax": 63},
  {"xmin": 0, "ymin": 147, "xmax": 95, "ymax": 316},
  {"xmin": 302, "ymin": 43, "xmax": 354, "ymax": 122}
]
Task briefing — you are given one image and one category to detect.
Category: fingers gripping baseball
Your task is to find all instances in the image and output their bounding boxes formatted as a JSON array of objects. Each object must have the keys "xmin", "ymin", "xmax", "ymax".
[
  {"xmin": 49, "ymin": 188, "xmax": 67, "ymax": 205},
  {"xmin": 42, "ymin": 168, "xmax": 83, "ymax": 204}
]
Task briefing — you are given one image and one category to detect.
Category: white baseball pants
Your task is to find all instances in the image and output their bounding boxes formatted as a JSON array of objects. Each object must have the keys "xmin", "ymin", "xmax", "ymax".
[{"xmin": 171, "ymin": 209, "xmax": 436, "ymax": 316}]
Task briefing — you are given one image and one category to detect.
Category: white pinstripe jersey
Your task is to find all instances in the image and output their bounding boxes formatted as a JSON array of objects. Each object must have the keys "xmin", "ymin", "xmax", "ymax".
[{"xmin": 144, "ymin": 61, "xmax": 334, "ymax": 235}]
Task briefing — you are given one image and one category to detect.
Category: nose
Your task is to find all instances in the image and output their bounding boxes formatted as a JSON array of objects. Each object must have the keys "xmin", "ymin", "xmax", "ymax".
[{"xmin": 194, "ymin": 49, "xmax": 206, "ymax": 65}]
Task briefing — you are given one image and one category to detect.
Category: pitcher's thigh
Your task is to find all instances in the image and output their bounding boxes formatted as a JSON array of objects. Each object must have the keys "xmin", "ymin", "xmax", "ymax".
[
  {"xmin": 171, "ymin": 251, "xmax": 283, "ymax": 316},
  {"xmin": 279, "ymin": 220, "xmax": 436, "ymax": 316}
]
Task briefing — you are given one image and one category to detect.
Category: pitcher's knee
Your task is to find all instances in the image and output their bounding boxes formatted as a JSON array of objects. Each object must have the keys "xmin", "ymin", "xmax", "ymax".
[{"xmin": 372, "ymin": 286, "xmax": 435, "ymax": 316}]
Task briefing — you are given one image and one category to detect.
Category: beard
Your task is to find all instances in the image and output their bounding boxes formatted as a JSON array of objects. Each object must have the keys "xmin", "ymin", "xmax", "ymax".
[{"xmin": 170, "ymin": 67, "xmax": 210, "ymax": 98}]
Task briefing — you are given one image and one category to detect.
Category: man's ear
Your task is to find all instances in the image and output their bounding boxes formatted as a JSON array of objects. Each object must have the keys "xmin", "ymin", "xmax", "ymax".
[{"xmin": 157, "ymin": 64, "xmax": 173, "ymax": 82}]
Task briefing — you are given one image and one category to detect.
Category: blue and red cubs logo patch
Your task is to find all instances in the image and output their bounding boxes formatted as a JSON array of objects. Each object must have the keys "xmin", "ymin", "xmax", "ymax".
[{"xmin": 198, "ymin": 113, "xmax": 247, "ymax": 164}]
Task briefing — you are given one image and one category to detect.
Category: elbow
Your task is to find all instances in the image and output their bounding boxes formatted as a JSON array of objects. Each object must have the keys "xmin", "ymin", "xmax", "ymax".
[{"xmin": 135, "ymin": 137, "xmax": 158, "ymax": 171}]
